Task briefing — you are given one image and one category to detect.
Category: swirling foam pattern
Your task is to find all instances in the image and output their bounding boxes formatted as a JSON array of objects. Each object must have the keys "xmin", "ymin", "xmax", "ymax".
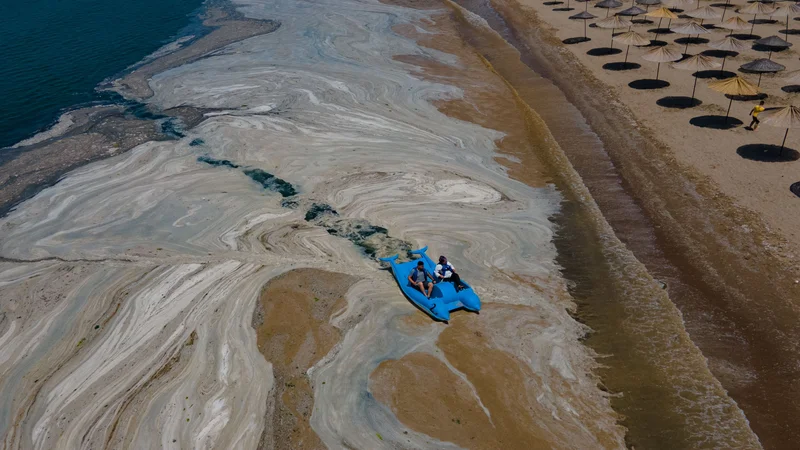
[{"xmin": 0, "ymin": 0, "xmax": 625, "ymax": 448}]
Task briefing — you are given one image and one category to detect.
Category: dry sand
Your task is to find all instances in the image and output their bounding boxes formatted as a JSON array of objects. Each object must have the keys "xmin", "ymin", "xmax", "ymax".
[{"xmin": 515, "ymin": 0, "xmax": 800, "ymax": 254}]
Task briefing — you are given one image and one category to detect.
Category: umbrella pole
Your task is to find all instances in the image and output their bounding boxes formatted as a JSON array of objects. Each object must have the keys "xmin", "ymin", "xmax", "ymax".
[
  {"xmin": 750, "ymin": 14, "xmax": 757, "ymax": 38},
  {"xmin": 720, "ymin": 55, "xmax": 727, "ymax": 77},
  {"xmin": 684, "ymin": 36, "xmax": 691, "ymax": 55},
  {"xmin": 624, "ymin": 45, "xmax": 630, "ymax": 64},
  {"xmin": 780, "ymin": 128, "xmax": 789, "ymax": 155},
  {"xmin": 769, "ymin": 49, "xmax": 773, "ymax": 60},
  {"xmin": 690, "ymin": 74, "xmax": 699, "ymax": 104},
  {"xmin": 653, "ymin": 17, "xmax": 663, "ymax": 40},
  {"xmin": 656, "ymin": 62, "xmax": 661, "ymax": 80},
  {"xmin": 721, "ymin": 0, "xmax": 728, "ymax": 21},
  {"xmin": 610, "ymin": 28, "xmax": 615, "ymax": 48},
  {"xmin": 757, "ymin": 72, "xmax": 763, "ymax": 87},
  {"xmin": 725, "ymin": 97, "xmax": 733, "ymax": 123},
  {"xmin": 584, "ymin": 20, "xmax": 588, "ymax": 39}
]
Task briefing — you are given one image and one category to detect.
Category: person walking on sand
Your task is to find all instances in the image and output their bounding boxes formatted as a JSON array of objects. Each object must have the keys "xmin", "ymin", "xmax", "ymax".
[
  {"xmin": 749, "ymin": 100, "xmax": 765, "ymax": 131},
  {"xmin": 408, "ymin": 261, "xmax": 435, "ymax": 299}
]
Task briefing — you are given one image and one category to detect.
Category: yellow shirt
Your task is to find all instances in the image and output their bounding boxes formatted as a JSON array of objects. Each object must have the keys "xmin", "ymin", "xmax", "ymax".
[{"xmin": 753, "ymin": 105, "xmax": 765, "ymax": 117}]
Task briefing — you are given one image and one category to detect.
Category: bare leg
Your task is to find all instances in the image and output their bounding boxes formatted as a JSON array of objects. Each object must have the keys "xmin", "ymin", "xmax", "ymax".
[{"xmin": 427, "ymin": 283, "xmax": 433, "ymax": 297}]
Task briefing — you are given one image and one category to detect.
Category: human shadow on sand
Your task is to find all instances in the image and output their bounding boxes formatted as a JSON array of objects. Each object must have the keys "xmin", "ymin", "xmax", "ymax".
[
  {"xmin": 629, "ymin": 79, "xmax": 670, "ymax": 89},
  {"xmin": 587, "ymin": 47, "xmax": 623, "ymax": 56},
  {"xmin": 657, "ymin": 96, "xmax": 702, "ymax": 108},
  {"xmin": 737, "ymin": 144, "xmax": 800, "ymax": 162},
  {"xmin": 690, "ymin": 115, "xmax": 743, "ymax": 129}
]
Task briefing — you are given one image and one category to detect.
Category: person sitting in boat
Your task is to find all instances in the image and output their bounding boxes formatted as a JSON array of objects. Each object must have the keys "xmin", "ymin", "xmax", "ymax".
[
  {"xmin": 435, "ymin": 255, "xmax": 465, "ymax": 292},
  {"xmin": 408, "ymin": 261, "xmax": 435, "ymax": 299}
]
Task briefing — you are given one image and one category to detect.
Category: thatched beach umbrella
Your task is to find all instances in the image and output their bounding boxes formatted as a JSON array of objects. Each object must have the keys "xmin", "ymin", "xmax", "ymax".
[
  {"xmin": 613, "ymin": 31, "xmax": 652, "ymax": 64},
  {"xmin": 708, "ymin": 76, "xmax": 760, "ymax": 122},
  {"xmin": 670, "ymin": 21, "xmax": 711, "ymax": 53},
  {"xmin": 646, "ymin": 6, "xmax": 679, "ymax": 38},
  {"xmin": 596, "ymin": 15, "xmax": 634, "ymax": 46},
  {"xmin": 754, "ymin": 35, "xmax": 792, "ymax": 59},
  {"xmin": 738, "ymin": 1, "xmax": 777, "ymax": 37},
  {"xmin": 769, "ymin": 3, "xmax": 800, "ymax": 38},
  {"xmin": 641, "ymin": 44, "xmax": 683, "ymax": 80},
  {"xmin": 718, "ymin": 16, "xmax": 752, "ymax": 36},
  {"xmin": 686, "ymin": 6, "xmax": 723, "ymax": 24},
  {"xmin": 782, "ymin": 69, "xmax": 800, "ymax": 89},
  {"xmin": 636, "ymin": 0, "xmax": 662, "ymax": 9},
  {"xmin": 596, "ymin": 0, "xmax": 624, "ymax": 16},
  {"xmin": 673, "ymin": 54, "xmax": 722, "ymax": 102},
  {"xmin": 663, "ymin": 0, "xmax": 693, "ymax": 11},
  {"xmin": 709, "ymin": 36, "xmax": 748, "ymax": 75},
  {"xmin": 740, "ymin": 58, "xmax": 786, "ymax": 86},
  {"xmin": 619, "ymin": 5, "xmax": 647, "ymax": 16},
  {"xmin": 757, "ymin": 105, "xmax": 800, "ymax": 154},
  {"xmin": 570, "ymin": 11, "xmax": 598, "ymax": 40}
]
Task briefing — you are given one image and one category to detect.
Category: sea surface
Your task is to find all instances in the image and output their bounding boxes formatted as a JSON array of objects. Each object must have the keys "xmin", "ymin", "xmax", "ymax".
[{"xmin": 0, "ymin": 0, "xmax": 206, "ymax": 149}]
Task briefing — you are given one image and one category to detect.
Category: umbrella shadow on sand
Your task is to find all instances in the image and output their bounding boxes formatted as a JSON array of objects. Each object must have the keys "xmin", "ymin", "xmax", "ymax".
[
  {"xmin": 782, "ymin": 85, "xmax": 800, "ymax": 93},
  {"xmin": 695, "ymin": 69, "xmax": 737, "ymax": 78},
  {"xmin": 603, "ymin": 62, "xmax": 642, "ymax": 70},
  {"xmin": 727, "ymin": 92, "xmax": 769, "ymax": 101},
  {"xmin": 731, "ymin": 33, "xmax": 761, "ymax": 41},
  {"xmin": 690, "ymin": 115, "xmax": 744, "ymax": 129},
  {"xmin": 563, "ymin": 36, "xmax": 592, "ymax": 44},
  {"xmin": 657, "ymin": 96, "xmax": 702, "ymax": 108},
  {"xmin": 629, "ymin": 79, "xmax": 671, "ymax": 89},
  {"xmin": 790, "ymin": 181, "xmax": 800, "ymax": 198},
  {"xmin": 674, "ymin": 37, "xmax": 711, "ymax": 46},
  {"xmin": 737, "ymin": 144, "xmax": 800, "ymax": 161},
  {"xmin": 587, "ymin": 47, "xmax": 624, "ymax": 55}
]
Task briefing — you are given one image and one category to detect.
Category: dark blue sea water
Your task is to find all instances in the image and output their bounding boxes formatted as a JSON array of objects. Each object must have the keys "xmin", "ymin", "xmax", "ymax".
[{"xmin": 0, "ymin": 0, "xmax": 207, "ymax": 149}]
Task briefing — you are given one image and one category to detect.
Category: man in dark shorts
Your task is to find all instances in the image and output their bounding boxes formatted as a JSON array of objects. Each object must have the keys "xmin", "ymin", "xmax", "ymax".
[
  {"xmin": 749, "ymin": 100, "xmax": 765, "ymax": 131},
  {"xmin": 408, "ymin": 261, "xmax": 435, "ymax": 299}
]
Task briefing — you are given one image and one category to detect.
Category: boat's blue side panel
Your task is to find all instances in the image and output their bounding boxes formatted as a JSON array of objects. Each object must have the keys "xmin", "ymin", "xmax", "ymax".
[{"xmin": 381, "ymin": 247, "xmax": 481, "ymax": 321}]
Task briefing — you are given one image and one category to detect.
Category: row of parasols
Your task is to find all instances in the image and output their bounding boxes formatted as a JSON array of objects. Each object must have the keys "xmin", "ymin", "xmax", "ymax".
[{"xmin": 555, "ymin": 0, "xmax": 800, "ymax": 150}]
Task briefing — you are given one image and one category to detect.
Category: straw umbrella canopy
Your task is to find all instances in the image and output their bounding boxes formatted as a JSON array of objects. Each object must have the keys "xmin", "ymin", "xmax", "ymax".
[
  {"xmin": 673, "ymin": 54, "xmax": 722, "ymax": 102},
  {"xmin": 613, "ymin": 31, "xmax": 652, "ymax": 64},
  {"xmin": 740, "ymin": 58, "xmax": 786, "ymax": 86},
  {"xmin": 708, "ymin": 76, "xmax": 760, "ymax": 122},
  {"xmin": 619, "ymin": 5, "xmax": 647, "ymax": 16},
  {"xmin": 596, "ymin": 15, "xmax": 634, "ymax": 47},
  {"xmin": 596, "ymin": 0, "xmax": 624, "ymax": 16},
  {"xmin": 570, "ymin": 11, "xmax": 598, "ymax": 39},
  {"xmin": 709, "ymin": 36, "xmax": 748, "ymax": 74},
  {"xmin": 645, "ymin": 6, "xmax": 679, "ymax": 38},
  {"xmin": 718, "ymin": 16, "xmax": 752, "ymax": 36},
  {"xmin": 670, "ymin": 21, "xmax": 711, "ymax": 53},
  {"xmin": 641, "ymin": 44, "xmax": 683, "ymax": 80},
  {"xmin": 663, "ymin": 0, "xmax": 694, "ymax": 10},
  {"xmin": 686, "ymin": 6, "xmax": 723, "ymax": 24},
  {"xmin": 769, "ymin": 3, "xmax": 800, "ymax": 37},
  {"xmin": 754, "ymin": 35, "xmax": 792, "ymax": 59},
  {"xmin": 738, "ymin": 1, "xmax": 777, "ymax": 37},
  {"xmin": 756, "ymin": 105, "xmax": 800, "ymax": 154}
]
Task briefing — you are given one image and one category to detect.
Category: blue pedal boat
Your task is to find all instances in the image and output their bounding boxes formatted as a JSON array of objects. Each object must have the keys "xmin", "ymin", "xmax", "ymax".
[{"xmin": 380, "ymin": 246, "xmax": 481, "ymax": 321}]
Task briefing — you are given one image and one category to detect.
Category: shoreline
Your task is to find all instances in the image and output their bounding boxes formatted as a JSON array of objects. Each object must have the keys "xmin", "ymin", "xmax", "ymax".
[
  {"xmin": 467, "ymin": 0, "xmax": 800, "ymax": 446},
  {"xmin": 0, "ymin": 5, "xmax": 280, "ymax": 218}
]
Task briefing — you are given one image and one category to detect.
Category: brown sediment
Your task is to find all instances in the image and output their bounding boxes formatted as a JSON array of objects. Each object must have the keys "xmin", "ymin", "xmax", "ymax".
[
  {"xmin": 112, "ymin": 8, "xmax": 280, "ymax": 100},
  {"xmin": 389, "ymin": 19, "xmax": 552, "ymax": 188},
  {"xmin": 251, "ymin": 269, "xmax": 358, "ymax": 450},
  {"xmin": 370, "ymin": 305, "xmax": 622, "ymax": 449},
  {"xmin": 455, "ymin": 0, "xmax": 800, "ymax": 447}
]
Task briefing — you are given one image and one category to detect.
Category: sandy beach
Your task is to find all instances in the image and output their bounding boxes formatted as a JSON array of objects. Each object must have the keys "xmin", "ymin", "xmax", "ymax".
[{"xmin": 0, "ymin": 0, "xmax": 797, "ymax": 448}]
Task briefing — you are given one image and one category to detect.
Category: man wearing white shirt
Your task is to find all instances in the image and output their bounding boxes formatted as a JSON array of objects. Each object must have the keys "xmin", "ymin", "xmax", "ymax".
[{"xmin": 435, "ymin": 255, "xmax": 465, "ymax": 292}]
